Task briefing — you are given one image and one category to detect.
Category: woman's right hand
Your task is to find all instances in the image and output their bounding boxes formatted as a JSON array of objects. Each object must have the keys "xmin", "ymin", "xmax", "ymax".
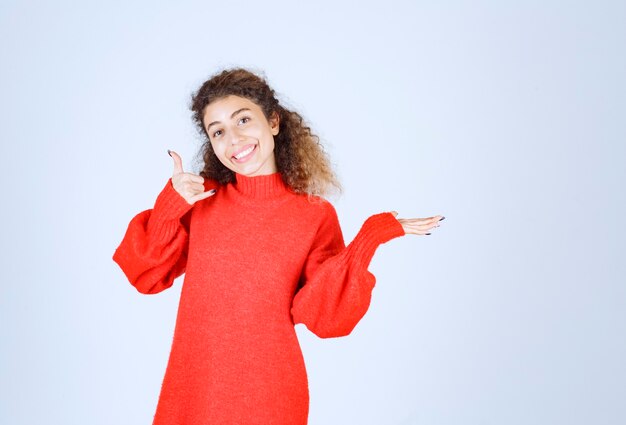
[{"xmin": 168, "ymin": 149, "xmax": 217, "ymax": 205}]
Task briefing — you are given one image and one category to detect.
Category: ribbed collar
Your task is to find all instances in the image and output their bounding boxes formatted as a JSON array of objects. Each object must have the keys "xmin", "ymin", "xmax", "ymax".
[{"xmin": 233, "ymin": 172, "xmax": 290, "ymax": 199}]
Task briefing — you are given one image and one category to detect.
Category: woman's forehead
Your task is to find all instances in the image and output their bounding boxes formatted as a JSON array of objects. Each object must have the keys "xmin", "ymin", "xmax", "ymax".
[
  {"xmin": 204, "ymin": 95, "xmax": 260, "ymax": 119},
  {"xmin": 203, "ymin": 95, "xmax": 266, "ymax": 131}
]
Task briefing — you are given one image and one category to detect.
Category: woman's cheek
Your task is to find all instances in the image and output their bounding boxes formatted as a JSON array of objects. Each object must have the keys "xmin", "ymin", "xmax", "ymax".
[{"xmin": 213, "ymin": 141, "xmax": 227, "ymax": 158}]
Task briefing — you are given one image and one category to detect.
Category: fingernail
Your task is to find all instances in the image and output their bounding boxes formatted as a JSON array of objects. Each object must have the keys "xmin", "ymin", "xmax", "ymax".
[
  {"xmin": 439, "ymin": 216, "xmax": 445, "ymax": 221},
  {"xmin": 167, "ymin": 149, "xmax": 172, "ymax": 157}
]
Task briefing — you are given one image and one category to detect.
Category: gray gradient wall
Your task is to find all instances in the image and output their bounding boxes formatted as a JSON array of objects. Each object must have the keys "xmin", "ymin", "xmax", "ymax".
[{"xmin": 1, "ymin": 1, "xmax": 624, "ymax": 424}]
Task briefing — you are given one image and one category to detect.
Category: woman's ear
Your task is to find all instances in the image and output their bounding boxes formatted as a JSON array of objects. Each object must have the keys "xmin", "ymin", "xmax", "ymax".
[{"xmin": 269, "ymin": 111, "xmax": 280, "ymax": 136}]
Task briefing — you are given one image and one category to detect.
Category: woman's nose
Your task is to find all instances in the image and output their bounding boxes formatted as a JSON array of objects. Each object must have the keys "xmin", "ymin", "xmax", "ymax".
[{"xmin": 230, "ymin": 129, "xmax": 245, "ymax": 145}]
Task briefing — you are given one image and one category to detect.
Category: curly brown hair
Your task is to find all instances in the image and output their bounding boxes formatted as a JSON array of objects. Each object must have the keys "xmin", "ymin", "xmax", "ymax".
[{"xmin": 190, "ymin": 67, "xmax": 341, "ymax": 197}]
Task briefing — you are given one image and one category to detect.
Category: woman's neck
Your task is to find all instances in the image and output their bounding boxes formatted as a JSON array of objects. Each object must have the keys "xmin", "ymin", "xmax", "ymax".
[{"xmin": 233, "ymin": 172, "xmax": 289, "ymax": 198}]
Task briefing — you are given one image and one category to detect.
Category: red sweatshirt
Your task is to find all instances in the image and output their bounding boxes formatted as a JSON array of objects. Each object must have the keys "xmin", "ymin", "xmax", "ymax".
[{"xmin": 112, "ymin": 172, "xmax": 405, "ymax": 425}]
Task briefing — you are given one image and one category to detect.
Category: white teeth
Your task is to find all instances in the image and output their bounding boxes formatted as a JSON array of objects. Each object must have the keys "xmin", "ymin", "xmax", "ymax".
[{"xmin": 234, "ymin": 146, "xmax": 254, "ymax": 160}]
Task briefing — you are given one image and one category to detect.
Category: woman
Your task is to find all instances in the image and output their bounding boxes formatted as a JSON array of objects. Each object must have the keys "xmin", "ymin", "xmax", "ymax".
[{"xmin": 113, "ymin": 67, "xmax": 444, "ymax": 425}]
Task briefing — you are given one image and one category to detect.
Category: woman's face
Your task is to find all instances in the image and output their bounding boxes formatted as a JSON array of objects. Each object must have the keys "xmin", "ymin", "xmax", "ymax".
[{"xmin": 203, "ymin": 95, "xmax": 279, "ymax": 177}]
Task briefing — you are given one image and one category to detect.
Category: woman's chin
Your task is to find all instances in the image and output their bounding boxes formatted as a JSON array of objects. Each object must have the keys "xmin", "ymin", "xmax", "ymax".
[
  {"xmin": 217, "ymin": 156, "xmax": 277, "ymax": 177},
  {"xmin": 236, "ymin": 161, "xmax": 277, "ymax": 177}
]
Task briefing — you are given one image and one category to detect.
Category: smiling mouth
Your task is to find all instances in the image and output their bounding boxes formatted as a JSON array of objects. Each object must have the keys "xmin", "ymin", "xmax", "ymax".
[{"xmin": 232, "ymin": 144, "xmax": 257, "ymax": 162}]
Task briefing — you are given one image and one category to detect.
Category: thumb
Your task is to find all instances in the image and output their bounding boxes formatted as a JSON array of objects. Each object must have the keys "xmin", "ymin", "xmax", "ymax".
[
  {"xmin": 168, "ymin": 149, "xmax": 184, "ymax": 175},
  {"xmin": 390, "ymin": 210, "xmax": 399, "ymax": 218}
]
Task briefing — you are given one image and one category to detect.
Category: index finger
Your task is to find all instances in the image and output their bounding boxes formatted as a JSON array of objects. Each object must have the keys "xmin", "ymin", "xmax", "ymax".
[{"xmin": 182, "ymin": 173, "xmax": 205, "ymax": 184}]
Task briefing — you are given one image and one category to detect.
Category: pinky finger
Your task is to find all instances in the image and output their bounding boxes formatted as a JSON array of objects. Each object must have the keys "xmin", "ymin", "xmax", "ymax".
[{"xmin": 190, "ymin": 189, "xmax": 217, "ymax": 204}]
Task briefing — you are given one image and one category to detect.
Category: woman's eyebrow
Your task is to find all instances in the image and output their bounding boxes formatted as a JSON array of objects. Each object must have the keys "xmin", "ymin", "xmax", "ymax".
[{"xmin": 207, "ymin": 108, "xmax": 251, "ymax": 132}]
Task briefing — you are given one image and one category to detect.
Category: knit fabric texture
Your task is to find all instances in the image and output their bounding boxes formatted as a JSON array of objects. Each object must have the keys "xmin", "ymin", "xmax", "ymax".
[{"xmin": 112, "ymin": 172, "xmax": 405, "ymax": 425}]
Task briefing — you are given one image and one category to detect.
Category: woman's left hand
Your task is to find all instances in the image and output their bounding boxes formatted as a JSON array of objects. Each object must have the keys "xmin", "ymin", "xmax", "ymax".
[{"xmin": 390, "ymin": 212, "xmax": 445, "ymax": 235}]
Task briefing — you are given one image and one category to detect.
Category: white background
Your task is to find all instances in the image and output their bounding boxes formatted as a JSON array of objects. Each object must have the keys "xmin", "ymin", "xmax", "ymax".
[{"xmin": 1, "ymin": 1, "xmax": 624, "ymax": 424}]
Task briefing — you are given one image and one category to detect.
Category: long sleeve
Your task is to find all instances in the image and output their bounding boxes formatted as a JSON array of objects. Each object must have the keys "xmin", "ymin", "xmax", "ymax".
[
  {"xmin": 112, "ymin": 178, "xmax": 195, "ymax": 294},
  {"xmin": 290, "ymin": 202, "xmax": 406, "ymax": 338}
]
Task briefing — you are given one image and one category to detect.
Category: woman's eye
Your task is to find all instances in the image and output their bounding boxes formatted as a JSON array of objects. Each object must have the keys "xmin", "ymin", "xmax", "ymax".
[{"xmin": 211, "ymin": 117, "xmax": 248, "ymax": 138}]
